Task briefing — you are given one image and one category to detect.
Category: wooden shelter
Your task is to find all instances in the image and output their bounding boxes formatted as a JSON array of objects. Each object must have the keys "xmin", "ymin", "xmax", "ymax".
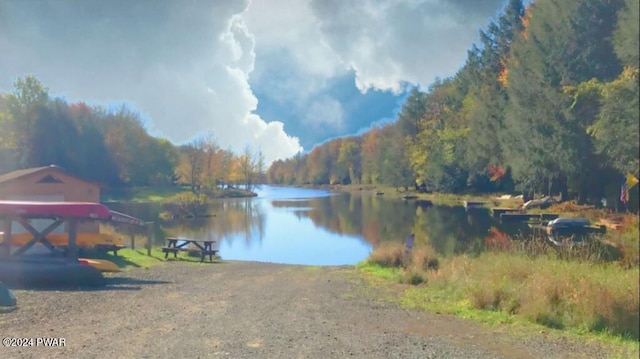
[{"xmin": 0, "ymin": 165, "xmax": 101, "ymax": 234}]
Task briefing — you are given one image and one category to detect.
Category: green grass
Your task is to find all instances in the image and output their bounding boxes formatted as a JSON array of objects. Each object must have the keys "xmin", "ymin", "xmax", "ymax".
[
  {"xmin": 101, "ymin": 186, "xmax": 191, "ymax": 203},
  {"xmin": 101, "ymin": 186, "xmax": 257, "ymax": 203},
  {"xmin": 87, "ymin": 248, "xmax": 165, "ymax": 269},
  {"xmin": 86, "ymin": 247, "xmax": 218, "ymax": 269},
  {"xmin": 357, "ymin": 251, "xmax": 640, "ymax": 354},
  {"xmin": 356, "ymin": 262, "xmax": 402, "ymax": 281}
]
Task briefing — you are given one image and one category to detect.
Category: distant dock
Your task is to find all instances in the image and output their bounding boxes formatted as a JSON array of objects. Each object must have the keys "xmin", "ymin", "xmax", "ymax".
[
  {"xmin": 595, "ymin": 218, "xmax": 623, "ymax": 231},
  {"xmin": 490, "ymin": 207, "xmax": 523, "ymax": 217},
  {"xmin": 500, "ymin": 213, "xmax": 559, "ymax": 222},
  {"xmin": 463, "ymin": 200, "xmax": 486, "ymax": 209}
]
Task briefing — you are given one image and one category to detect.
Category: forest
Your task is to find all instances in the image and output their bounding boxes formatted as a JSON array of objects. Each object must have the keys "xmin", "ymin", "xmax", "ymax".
[
  {"xmin": 0, "ymin": 77, "xmax": 266, "ymax": 192},
  {"xmin": 1, "ymin": 0, "xmax": 637, "ymax": 206},
  {"xmin": 266, "ymin": 0, "xmax": 639, "ymax": 206}
]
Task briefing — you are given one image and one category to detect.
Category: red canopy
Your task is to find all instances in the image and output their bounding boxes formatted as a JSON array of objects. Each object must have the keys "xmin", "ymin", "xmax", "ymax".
[{"xmin": 0, "ymin": 201, "xmax": 146, "ymax": 226}]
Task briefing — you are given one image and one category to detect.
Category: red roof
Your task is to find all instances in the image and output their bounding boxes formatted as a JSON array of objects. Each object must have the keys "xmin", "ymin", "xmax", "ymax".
[{"xmin": 0, "ymin": 201, "xmax": 145, "ymax": 226}]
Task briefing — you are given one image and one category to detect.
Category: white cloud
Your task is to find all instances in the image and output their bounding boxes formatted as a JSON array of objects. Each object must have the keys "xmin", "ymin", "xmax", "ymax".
[
  {"xmin": 304, "ymin": 96, "xmax": 345, "ymax": 132},
  {"xmin": 0, "ymin": 0, "xmax": 302, "ymax": 164},
  {"xmin": 243, "ymin": 0, "xmax": 503, "ymax": 97},
  {"xmin": 243, "ymin": 0, "xmax": 344, "ymax": 80},
  {"xmin": 244, "ymin": 114, "xmax": 303, "ymax": 163},
  {"xmin": 308, "ymin": 0, "xmax": 503, "ymax": 93},
  {"xmin": 1, "ymin": 0, "xmax": 505, "ymax": 163}
]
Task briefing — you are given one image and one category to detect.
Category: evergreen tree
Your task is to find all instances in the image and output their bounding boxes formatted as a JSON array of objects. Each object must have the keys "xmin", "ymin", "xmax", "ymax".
[
  {"xmin": 504, "ymin": 0, "xmax": 623, "ymax": 198},
  {"xmin": 465, "ymin": 0, "xmax": 524, "ymax": 175}
]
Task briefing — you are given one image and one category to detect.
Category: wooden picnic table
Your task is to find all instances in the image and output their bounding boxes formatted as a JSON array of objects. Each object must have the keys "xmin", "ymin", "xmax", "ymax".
[{"xmin": 161, "ymin": 238, "xmax": 218, "ymax": 262}]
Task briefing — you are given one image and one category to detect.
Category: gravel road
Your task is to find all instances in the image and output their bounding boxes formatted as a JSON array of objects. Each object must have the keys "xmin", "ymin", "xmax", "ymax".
[{"xmin": 0, "ymin": 261, "xmax": 626, "ymax": 358}]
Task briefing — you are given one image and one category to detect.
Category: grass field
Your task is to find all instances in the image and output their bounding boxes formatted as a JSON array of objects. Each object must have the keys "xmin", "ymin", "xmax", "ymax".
[
  {"xmin": 359, "ymin": 240, "xmax": 640, "ymax": 354},
  {"xmin": 101, "ymin": 186, "xmax": 192, "ymax": 203}
]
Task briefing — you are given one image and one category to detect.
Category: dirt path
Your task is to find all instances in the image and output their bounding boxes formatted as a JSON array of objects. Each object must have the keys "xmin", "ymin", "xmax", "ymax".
[{"xmin": 0, "ymin": 262, "xmax": 621, "ymax": 358}]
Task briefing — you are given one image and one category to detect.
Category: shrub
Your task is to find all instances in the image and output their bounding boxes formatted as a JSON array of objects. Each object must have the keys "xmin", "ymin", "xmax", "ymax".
[
  {"xmin": 410, "ymin": 246, "xmax": 439, "ymax": 271},
  {"xmin": 401, "ymin": 268, "xmax": 426, "ymax": 285},
  {"xmin": 485, "ymin": 227, "xmax": 514, "ymax": 252},
  {"xmin": 605, "ymin": 215, "xmax": 639, "ymax": 268},
  {"xmin": 367, "ymin": 242, "xmax": 405, "ymax": 268},
  {"xmin": 162, "ymin": 193, "xmax": 210, "ymax": 218},
  {"xmin": 367, "ymin": 242, "xmax": 439, "ymax": 285}
]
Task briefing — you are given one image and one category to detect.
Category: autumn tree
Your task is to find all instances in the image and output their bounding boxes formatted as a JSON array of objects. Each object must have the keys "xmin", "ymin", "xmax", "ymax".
[
  {"xmin": 179, "ymin": 136, "xmax": 207, "ymax": 192},
  {"xmin": 198, "ymin": 131, "xmax": 221, "ymax": 189},
  {"xmin": 0, "ymin": 94, "xmax": 18, "ymax": 171},
  {"xmin": 5, "ymin": 76, "xmax": 50, "ymax": 167},
  {"xmin": 336, "ymin": 137, "xmax": 361, "ymax": 184},
  {"xmin": 306, "ymin": 145, "xmax": 332, "ymax": 185},
  {"xmin": 376, "ymin": 125, "xmax": 413, "ymax": 189},
  {"xmin": 239, "ymin": 145, "xmax": 263, "ymax": 191},
  {"xmin": 361, "ymin": 127, "xmax": 382, "ymax": 184},
  {"xmin": 464, "ymin": 0, "xmax": 524, "ymax": 179}
]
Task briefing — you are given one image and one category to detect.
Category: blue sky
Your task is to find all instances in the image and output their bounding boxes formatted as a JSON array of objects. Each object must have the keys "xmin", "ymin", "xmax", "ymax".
[
  {"xmin": 253, "ymin": 71, "xmax": 404, "ymax": 150},
  {"xmin": 0, "ymin": 0, "xmax": 509, "ymax": 164}
]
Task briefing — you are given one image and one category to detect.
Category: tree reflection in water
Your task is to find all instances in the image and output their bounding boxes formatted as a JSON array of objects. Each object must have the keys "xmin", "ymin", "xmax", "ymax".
[{"xmin": 108, "ymin": 187, "xmax": 540, "ymax": 262}]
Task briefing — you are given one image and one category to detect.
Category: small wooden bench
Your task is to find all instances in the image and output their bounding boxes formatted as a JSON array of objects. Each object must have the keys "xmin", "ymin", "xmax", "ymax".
[
  {"xmin": 162, "ymin": 238, "xmax": 218, "ymax": 262},
  {"xmin": 94, "ymin": 244, "xmax": 126, "ymax": 256}
]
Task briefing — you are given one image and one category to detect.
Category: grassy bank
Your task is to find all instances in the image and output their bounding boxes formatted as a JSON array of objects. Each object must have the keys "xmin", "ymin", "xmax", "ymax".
[
  {"xmin": 88, "ymin": 248, "xmax": 217, "ymax": 270},
  {"xmin": 101, "ymin": 186, "xmax": 191, "ymax": 202},
  {"xmin": 358, "ymin": 241, "xmax": 639, "ymax": 354},
  {"xmin": 101, "ymin": 186, "xmax": 256, "ymax": 203},
  {"xmin": 321, "ymin": 184, "xmax": 523, "ymax": 206}
]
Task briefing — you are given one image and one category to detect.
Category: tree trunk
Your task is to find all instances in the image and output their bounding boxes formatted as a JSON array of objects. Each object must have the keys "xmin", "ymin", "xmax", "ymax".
[{"xmin": 558, "ymin": 176, "xmax": 568, "ymax": 202}]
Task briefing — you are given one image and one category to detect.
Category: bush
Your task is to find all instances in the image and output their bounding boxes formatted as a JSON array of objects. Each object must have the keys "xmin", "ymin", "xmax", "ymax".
[
  {"xmin": 605, "ymin": 215, "xmax": 639, "ymax": 268},
  {"xmin": 410, "ymin": 246, "xmax": 439, "ymax": 271},
  {"xmin": 366, "ymin": 242, "xmax": 439, "ymax": 286},
  {"xmin": 401, "ymin": 268, "xmax": 426, "ymax": 285},
  {"xmin": 162, "ymin": 193, "xmax": 210, "ymax": 218},
  {"xmin": 367, "ymin": 242, "xmax": 405, "ymax": 268}
]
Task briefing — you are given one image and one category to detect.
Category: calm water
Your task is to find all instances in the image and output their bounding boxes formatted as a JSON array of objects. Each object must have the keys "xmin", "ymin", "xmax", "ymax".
[{"xmin": 108, "ymin": 186, "xmax": 537, "ymax": 265}]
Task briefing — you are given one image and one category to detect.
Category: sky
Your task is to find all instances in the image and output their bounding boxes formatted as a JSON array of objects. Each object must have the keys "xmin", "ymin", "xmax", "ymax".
[{"xmin": 0, "ymin": 0, "xmax": 508, "ymax": 164}]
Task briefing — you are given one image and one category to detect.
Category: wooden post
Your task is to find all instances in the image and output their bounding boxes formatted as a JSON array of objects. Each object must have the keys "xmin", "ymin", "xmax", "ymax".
[
  {"xmin": 1, "ymin": 218, "xmax": 12, "ymax": 257},
  {"xmin": 130, "ymin": 232, "xmax": 135, "ymax": 250},
  {"xmin": 146, "ymin": 221, "xmax": 154, "ymax": 256},
  {"xmin": 67, "ymin": 219, "xmax": 77, "ymax": 261}
]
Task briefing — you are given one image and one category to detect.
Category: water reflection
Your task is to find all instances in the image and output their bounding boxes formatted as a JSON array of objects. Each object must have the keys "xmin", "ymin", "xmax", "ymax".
[{"xmin": 107, "ymin": 186, "xmax": 539, "ymax": 265}]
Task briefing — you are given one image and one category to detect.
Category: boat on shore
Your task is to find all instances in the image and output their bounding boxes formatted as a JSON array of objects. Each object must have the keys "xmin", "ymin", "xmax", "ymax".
[
  {"xmin": 500, "ymin": 213, "xmax": 559, "ymax": 222},
  {"xmin": 490, "ymin": 207, "xmax": 524, "ymax": 217},
  {"xmin": 78, "ymin": 258, "xmax": 121, "ymax": 272},
  {"xmin": 544, "ymin": 218, "xmax": 607, "ymax": 247},
  {"xmin": 401, "ymin": 195, "xmax": 418, "ymax": 200}
]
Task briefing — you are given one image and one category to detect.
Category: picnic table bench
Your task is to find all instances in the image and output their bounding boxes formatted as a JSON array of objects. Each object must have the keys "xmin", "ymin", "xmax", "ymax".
[
  {"xmin": 93, "ymin": 244, "xmax": 126, "ymax": 256},
  {"xmin": 161, "ymin": 238, "xmax": 218, "ymax": 262}
]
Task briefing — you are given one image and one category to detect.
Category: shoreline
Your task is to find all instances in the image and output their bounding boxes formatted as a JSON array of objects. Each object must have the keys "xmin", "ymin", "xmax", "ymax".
[{"xmin": 100, "ymin": 185, "xmax": 258, "ymax": 203}]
